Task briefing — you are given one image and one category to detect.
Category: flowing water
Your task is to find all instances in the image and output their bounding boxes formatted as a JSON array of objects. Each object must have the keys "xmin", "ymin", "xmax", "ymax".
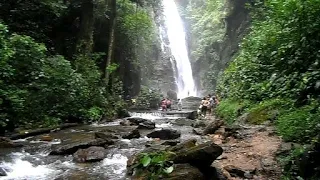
[
  {"xmin": 0, "ymin": 112, "xmax": 201, "ymax": 180},
  {"xmin": 161, "ymin": 0, "xmax": 197, "ymax": 98}
]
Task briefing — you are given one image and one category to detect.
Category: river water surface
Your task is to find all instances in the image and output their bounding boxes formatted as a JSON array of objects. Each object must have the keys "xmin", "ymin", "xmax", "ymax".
[{"xmin": 0, "ymin": 112, "xmax": 201, "ymax": 180}]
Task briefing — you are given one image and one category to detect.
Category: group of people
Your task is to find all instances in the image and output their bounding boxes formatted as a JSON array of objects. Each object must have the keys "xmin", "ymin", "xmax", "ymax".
[
  {"xmin": 160, "ymin": 98, "xmax": 183, "ymax": 111},
  {"xmin": 198, "ymin": 94, "xmax": 219, "ymax": 117},
  {"xmin": 160, "ymin": 98, "xmax": 172, "ymax": 111}
]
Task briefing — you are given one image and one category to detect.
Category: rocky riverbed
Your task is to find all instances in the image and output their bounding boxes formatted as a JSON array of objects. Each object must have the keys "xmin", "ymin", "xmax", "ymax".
[{"xmin": 0, "ymin": 110, "xmax": 296, "ymax": 180}]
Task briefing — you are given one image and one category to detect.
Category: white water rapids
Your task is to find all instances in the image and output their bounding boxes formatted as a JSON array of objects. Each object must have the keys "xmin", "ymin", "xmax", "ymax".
[{"xmin": 162, "ymin": 0, "xmax": 197, "ymax": 98}]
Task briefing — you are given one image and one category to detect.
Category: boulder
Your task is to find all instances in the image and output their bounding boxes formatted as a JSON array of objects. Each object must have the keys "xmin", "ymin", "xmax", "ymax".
[
  {"xmin": 132, "ymin": 164, "xmax": 205, "ymax": 180},
  {"xmin": 167, "ymin": 139, "xmax": 197, "ymax": 152},
  {"xmin": 137, "ymin": 121, "xmax": 155, "ymax": 129},
  {"xmin": 192, "ymin": 128, "xmax": 204, "ymax": 135},
  {"xmin": 186, "ymin": 110, "xmax": 198, "ymax": 120},
  {"xmin": 73, "ymin": 146, "xmax": 106, "ymax": 163},
  {"xmin": 162, "ymin": 140, "xmax": 180, "ymax": 146},
  {"xmin": 127, "ymin": 117, "xmax": 148, "ymax": 125},
  {"xmin": 0, "ymin": 137, "xmax": 23, "ymax": 148},
  {"xmin": 122, "ymin": 129, "xmax": 141, "ymax": 139},
  {"xmin": 203, "ymin": 120, "xmax": 225, "ymax": 135},
  {"xmin": 41, "ymin": 135, "xmax": 53, "ymax": 142},
  {"xmin": 9, "ymin": 123, "xmax": 78, "ymax": 140},
  {"xmin": 167, "ymin": 90, "xmax": 178, "ymax": 100},
  {"xmin": 117, "ymin": 108, "xmax": 131, "ymax": 118},
  {"xmin": 94, "ymin": 132, "xmax": 119, "ymax": 140},
  {"xmin": 172, "ymin": 141, "xmax": 223, "ymax": 169},
  {"xmin": 223, "ymin": 165, "xmax": 247, "ymax": 178},
  {"xmin": 192, "ymin": 120, "xmax": 207, "ymax": 128},
  {"xmin": 172, "ymin": 118, "xmax": 193, "ymax": 126},
  {"xmin": 147, "ymin": 129, "xmax": 181, "ymax": 140},
  {"xmin": 224, "ymin": 125, "xmax": 242, "ymax": 139},
  {"xmin": 120, "ymin": 120, "xmax": 132, "ymax": 126},
  {"xmin": 0, "ymin": 167, "xmax": 7, "ymax": 176},
  {"xmin": 49, "ymin": 138, "xmax": 114, "ymax": 155}
]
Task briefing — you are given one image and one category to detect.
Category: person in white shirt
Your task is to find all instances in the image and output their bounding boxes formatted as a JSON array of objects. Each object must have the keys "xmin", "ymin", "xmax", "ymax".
[{"xmin": 177, "ymin": 99, "xmax": 182, "ymax": 111}]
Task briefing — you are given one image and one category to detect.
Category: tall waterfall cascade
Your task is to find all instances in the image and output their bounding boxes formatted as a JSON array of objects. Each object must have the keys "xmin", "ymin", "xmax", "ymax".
[{"xmin": 161, "ymin": 0, "xmax": 197, "ymax": 98}]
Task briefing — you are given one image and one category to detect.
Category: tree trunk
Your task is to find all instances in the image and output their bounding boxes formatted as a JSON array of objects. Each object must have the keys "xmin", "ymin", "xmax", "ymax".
[
  {"xmin": 76, "ymin": 0, "xmax": 94, "ymax": 55},
  {"xmin": 102, "ymin": 0, "xmax": 117, "ymax": 85}
]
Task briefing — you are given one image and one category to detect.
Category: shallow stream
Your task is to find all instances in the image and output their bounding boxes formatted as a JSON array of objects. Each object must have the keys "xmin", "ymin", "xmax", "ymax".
[{"xmin": 0, "ymin": 112, "xmax": 201, "ymax": 180}]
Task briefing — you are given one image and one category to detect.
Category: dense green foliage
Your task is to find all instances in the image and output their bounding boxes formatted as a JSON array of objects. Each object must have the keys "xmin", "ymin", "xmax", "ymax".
[
  {"xmin": 216, "ymin": 0, "xmax": 320, "ymax": 141},
  {"xmin": 0, "ymin": 0, "xmax": 158, "ymax": 134},
  {"xmin": 0, "ymin": 24, "xmax": 114, "ymax": 132},
  {"xmin": 133, "ymin": 151, "xmax": 174, "ymax": 179},
  {"xmin": 217, "ymin": 0, "xmax": 320, "ymax": 102},
  {"xmin": 214, "ymin": 0, "xmax": 320, "ymax": 178}
]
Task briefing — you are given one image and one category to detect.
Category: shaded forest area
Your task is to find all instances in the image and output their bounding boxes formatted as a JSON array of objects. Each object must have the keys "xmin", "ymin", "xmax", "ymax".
[{"xmin": 0, "ymin": 0, "xmax": 159, "ymax": 134}]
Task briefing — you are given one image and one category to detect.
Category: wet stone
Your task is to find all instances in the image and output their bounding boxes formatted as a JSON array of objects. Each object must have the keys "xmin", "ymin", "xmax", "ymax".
[
  {"xmin": 137, "ymin": 121, "xmax": 155, "ymax": 129},
  {"xmin": 49, "ymin": 138, "xmax": 114, "ymax": 155},
  {"xmin": 122, "ymin": 129, "xmax": 141, "ymax": 139},
  {"xmin": 73, "ymin": 146, "xmax": 106, "ymax": 163},
  {"xmin": 94, "ymin": 132, "xmax": 119, "ymax": 140},
  {"xmin": 161, "ymin": 140, "xmax": 180, "ymax": 146},
  {"xmin": 147, "ymin": 129, "xmax": 181, "ymax": 140},
  {"xmin": 126, "ymin": 117, "xmax": 148, "ymax": 125},
  {"xmin": 0, "ymin": 137, "xmax": 23, "ymax": 148},
  {"xmin": 0, "ymin": 167, "xmax": 7, "ymax": 176}
]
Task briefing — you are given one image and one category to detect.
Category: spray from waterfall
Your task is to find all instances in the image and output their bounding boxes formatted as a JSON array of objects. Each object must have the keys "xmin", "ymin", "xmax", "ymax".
[{"xmin": 162, "ymin": 0, "xmax": 197, "ymax": 98}]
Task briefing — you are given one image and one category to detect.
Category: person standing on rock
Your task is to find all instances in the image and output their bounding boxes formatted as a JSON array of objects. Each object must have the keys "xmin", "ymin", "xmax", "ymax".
[
  {"xmin": 201, "ymin": 97, "xmax": 210, "ymax": 117},
  {"xmin": 177, "ymin": 98, "xmax": 182, "ymax": 111},
  {"xmin": 161, "ymin": 98, "xmax": 167, "ymax": 111},
  {"xmin": 166, "ymin": 98, "xmax": 172, "ymax": 111}
]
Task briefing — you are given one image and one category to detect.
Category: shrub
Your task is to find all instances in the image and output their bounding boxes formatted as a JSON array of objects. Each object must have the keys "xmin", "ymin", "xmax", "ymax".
[
  {"xmin": 276, "ymin": 102, "xmax": 320, "ymax": 142},
  {"xmin": 246, "ymin": 98, "xmax": 293, "ymax": 124},
  {"xmin": 132, "ymin": 151, "xmax": 174, "ymax": 179},
  {"xmin": 216, "ymin": 99, "xmax": 245, "ymax": 124}
]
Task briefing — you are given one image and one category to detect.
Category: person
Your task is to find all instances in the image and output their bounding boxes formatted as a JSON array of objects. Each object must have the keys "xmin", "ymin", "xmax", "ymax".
[
  {"xmin": 201, "ymin": 97, "xmax": 210, "ymax": 117},
  {"xmin": 166, "ymin": 98, "xmax": 172, "ymax": 111},
  {"xmin": 161, "ymin": 99, "xmax": 167, "ymax": 111},
  {"xmin": 177, "ymin": 98, "xmax": 182, "ymax": 111},
  {"xmin": 208, "ymin": 94, "xmax": 215, "ymax": 114}
]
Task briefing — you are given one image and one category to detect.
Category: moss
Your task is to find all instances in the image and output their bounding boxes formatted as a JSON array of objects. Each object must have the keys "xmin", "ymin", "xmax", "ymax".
[
  {"xmin": 246, "ymin": 98, "xmax": 292, "ymax": 125},
  {"xmin": 276, "ymin": 103, "xmax": 320, "ymax": 143},
  {"xmin": 216, "ymin": 99, "xmax": 242, "ymax": 124}
]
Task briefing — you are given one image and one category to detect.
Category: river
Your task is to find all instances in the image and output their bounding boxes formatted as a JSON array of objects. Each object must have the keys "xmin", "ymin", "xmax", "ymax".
[{"xmin": 0, "ymin": 112, "xmax": 201, "ymax": 180}]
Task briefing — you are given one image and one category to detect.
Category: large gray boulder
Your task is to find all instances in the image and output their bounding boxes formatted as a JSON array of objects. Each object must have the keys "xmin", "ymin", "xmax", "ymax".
[
  {"xmin": 127, "ymin": 117, "xmax": 148, "ymax": 125},
  {"xmin": 122, "ymin": 129, "xmax": 141, "ymax": 139},
  {"xmin": 0, "ymin": 137, "xmax": 23, "ymax": 148},
  {"xmin": 172, "ymin": 141, "xmax": 223, "ymax": 167},
  {"xmin": 49, "ymin": 138, "xmax": 114, "ymax": 155},
  {"xmin": 147, "ymin": 129, "xmax": 181, "ymax": 140},
  {"xmin": 137, "ymin": 121, "xmax": 156, "ymax": 129},
  {"xmin": 203, "ymin": 120, "xmax": 225, "ymax": 135},
  {"xmin": 73, "ymin": 146, "xmax": 106, "ymax": 163}
]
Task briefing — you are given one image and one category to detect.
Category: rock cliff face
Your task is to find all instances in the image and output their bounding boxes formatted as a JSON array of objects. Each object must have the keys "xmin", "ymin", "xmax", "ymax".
[
  {"xmin": 139, "ymin": 4, "xmax": 177, "ymax": 97},
  {"xmin": 177, "ymin": 0, "xmax": 251, "ymax": 95}
]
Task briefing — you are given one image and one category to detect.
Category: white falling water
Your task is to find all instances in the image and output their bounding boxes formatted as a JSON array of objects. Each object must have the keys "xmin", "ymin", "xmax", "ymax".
[{"xmin": 162, "ymin": 0, "xmax": 197, "ymax": 98}]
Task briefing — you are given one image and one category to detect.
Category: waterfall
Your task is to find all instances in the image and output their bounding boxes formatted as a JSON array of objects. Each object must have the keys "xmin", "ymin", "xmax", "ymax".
[{"xmin": 161, "ymin": 0, "xmax": 197, "ymax": 98}]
